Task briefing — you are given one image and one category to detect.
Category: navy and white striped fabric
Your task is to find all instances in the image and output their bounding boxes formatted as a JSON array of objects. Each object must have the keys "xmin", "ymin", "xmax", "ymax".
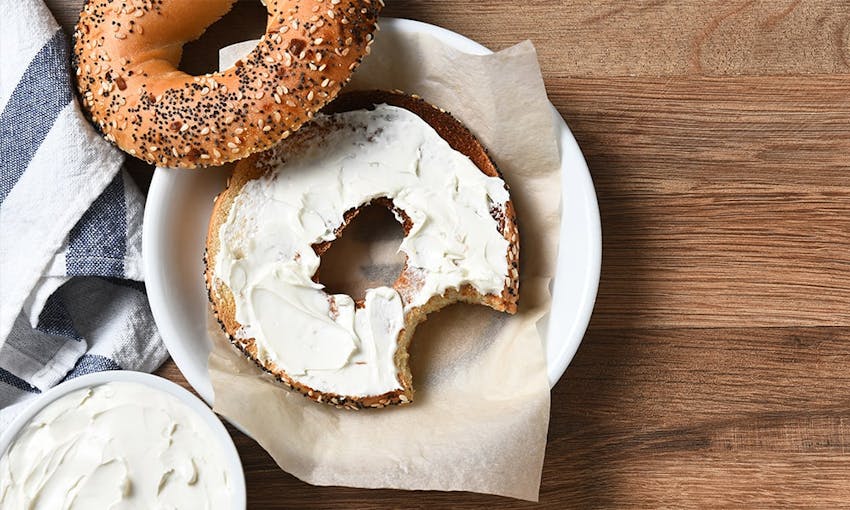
[{"xmin": 0, "ymin": 0, "xmax": 167, "ymax": 427}]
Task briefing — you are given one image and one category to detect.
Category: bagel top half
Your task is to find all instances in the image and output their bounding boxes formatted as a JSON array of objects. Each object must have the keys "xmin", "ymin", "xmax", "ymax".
[{"xmin": 73, "ymin": 0, "xmax": 382, "ymax": 168}]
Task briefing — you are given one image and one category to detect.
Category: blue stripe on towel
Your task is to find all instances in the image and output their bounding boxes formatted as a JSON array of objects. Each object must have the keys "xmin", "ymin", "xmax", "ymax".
[
  {"xmin": 66, "ymin": 172, "xmax": 126, "ymax": 276},
  {"xmin": 62, "ymin": 354, "xmax": 121, "ymax": 381},
  {"xmin": 36, "ymin": 292, "xmax": 82, "ymax": 341},
  {"xmin": 0, "ymin": 30, "xmax": 73, "ymax": 204},
  {"xmin": 0, "ymin": 367, "xmax": 41, "ymax": 393}
]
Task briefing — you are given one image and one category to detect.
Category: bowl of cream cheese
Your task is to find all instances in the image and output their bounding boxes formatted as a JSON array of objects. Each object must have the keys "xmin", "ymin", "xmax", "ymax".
[{"xmin": 0, "ymin": 371, "xmax": 245, "ymax": 509}]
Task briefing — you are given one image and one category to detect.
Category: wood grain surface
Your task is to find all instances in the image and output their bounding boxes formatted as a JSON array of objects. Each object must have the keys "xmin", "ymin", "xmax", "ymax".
[{"xmin": 45, "ymin": 0, "xmax": 850, "ymax": 508}]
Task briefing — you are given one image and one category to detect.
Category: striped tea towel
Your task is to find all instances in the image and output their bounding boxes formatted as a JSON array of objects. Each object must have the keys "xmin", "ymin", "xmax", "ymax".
[{"xmin": 0, "ymin": 0, "xmax": 167, "ymax": 428}]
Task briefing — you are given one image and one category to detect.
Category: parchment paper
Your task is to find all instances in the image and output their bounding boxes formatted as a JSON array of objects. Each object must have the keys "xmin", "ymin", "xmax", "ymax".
[{"xmin": 208, "ymin": 28, "xmax": 561, "ymax": 502}]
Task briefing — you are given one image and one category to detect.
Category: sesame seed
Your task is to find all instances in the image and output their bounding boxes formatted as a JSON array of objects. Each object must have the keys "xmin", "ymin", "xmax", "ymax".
[
  {"xmin": 235, "ymin": 127, "xmax": 244, "ymax": 134},
  {"xmin": 227, "ymin": 142, "xmax": 237, "ymax": 148},
  {"xmin": 200, "ymin": 127, "xmax": 210, "ymax": 135},
  {"xmin": 255, "ymin": 90, "xmax": 264, "ymax": 99},
  {"xmin": 213, "ymin": 149, "xmax": 222, "ymax": 158},
  {"xmin": 114, "ymin": 33, "xmax": 126, "ymax": 39},
  {"xmin": 307, "ymin": 90, "xmax": 314, "ymax": 101},
  {"xmin": 262, "ymin": 125, "xmax": 271, "ymax": 132},
  {"xmin": 149, "ymin": 146, "xmax": 158, "ymax": 152},
  {"xmin": 200, "ymin": 154, "xmax": 210, "ymax": 160}
]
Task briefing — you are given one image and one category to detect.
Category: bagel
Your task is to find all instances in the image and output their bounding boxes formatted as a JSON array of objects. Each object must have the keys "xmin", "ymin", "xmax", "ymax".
[
  {"xmin": 72, "ymin": 0, "xmax": 382, "ymax": 168},
  {"xmin": 205, "ymin": 91, "xmax": 520, "ymax": 409}
]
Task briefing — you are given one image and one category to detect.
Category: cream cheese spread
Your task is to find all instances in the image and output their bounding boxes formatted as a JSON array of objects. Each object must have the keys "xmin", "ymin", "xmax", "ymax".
[
  {"xmin": 214, "ymin": 104, "xmax": 510, "ymax": 397},
  {"xmin": 0, "ymin": 382, "xmax": 232, "ymax": 509}
]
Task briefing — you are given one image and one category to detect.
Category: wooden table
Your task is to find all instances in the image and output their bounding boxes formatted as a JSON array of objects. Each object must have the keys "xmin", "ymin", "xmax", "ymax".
[{"xmin": 46, "ymin": 1, "xmax": 850, "ymax": 507}]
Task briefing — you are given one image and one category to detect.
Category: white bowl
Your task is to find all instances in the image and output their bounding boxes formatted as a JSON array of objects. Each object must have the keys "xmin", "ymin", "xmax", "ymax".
[
  {"xmin": 0, "ymin": 371, "xmax": 246, "ymax": 509},
  {"xmin": 142, "ymin": 18, "xmax": 601, "ymax": 401}
]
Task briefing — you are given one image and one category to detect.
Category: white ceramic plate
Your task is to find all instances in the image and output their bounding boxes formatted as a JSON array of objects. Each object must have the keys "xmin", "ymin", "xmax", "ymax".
[
  {"xmin": 0, "ymin": 371, "xmax": 246, "ymax": 509},
  {"xmin": 143, "ymin": 18, "xmax": 601, "ymax": 402}
]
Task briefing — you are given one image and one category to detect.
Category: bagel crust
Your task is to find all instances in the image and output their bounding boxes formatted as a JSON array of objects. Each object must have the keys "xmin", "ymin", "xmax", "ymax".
[
  {"xmin": 73, "ymin": 0, "xmax": 382, "ymax": 168},
  {"xmin": 205, "ymin": 91, "xmax": 520, "ymax": 409}
]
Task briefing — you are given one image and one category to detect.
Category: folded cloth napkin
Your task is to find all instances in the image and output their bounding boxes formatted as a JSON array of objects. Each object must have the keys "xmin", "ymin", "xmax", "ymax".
[{"xmin": 0, "ymin": 0, "xmax": 167, "ymax": 428}]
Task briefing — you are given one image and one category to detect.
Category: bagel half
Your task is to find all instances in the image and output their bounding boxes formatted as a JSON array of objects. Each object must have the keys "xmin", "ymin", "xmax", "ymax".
[
  {"xmin": 73, "ymin": 0, "xmax": 381, "ymax": 168},
  {"xmin": 206, "ymin": 91, "xmax": 519, "ymax": 409}
]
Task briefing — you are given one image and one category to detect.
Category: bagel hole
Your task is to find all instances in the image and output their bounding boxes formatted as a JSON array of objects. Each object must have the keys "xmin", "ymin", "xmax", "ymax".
[
  {"xmin": 178, "ymin": 1, "xmax": 266, "ymax": 75},
  {"xmin": 317, "ymin": 203, "xmax": 406, "ymax": 304}
]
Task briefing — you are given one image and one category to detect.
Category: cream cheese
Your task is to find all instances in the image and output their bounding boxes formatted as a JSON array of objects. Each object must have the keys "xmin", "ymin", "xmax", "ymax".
[
  {"xmin": 0, "ymin": 382, "xmax": 232, "ymax": 509},
  {"xmin": 214, "ymin": 104, "xmax": 510, "ymax": 397}
]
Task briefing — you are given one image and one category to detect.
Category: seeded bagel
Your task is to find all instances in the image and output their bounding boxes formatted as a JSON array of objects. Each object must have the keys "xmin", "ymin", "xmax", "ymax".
[
  {"xmin": 73, "ymin": 0, "xmax": 382, "ymax": 168},
  {"xmin": 205, "ymin": 91, "xmax": 520, "ymax": 409}
]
